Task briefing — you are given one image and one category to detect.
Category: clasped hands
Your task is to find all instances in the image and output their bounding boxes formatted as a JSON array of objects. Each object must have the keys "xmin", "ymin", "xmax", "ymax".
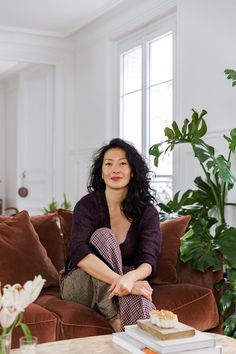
[{"xmin": 108, "ymin": 272, "xmax": 153, "ymax": 301}]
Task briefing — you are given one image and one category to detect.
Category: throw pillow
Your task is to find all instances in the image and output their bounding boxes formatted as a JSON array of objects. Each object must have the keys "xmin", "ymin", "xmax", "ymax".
[
  {"xmin": 151, "ymin": 215, "xmax": 191, "ymax": 285},
  {"xmin": 0, "ymin": 210, "xmax": 59, "ymax": 287},
  {"xmin": 31, "ymin": 213, "xmax": 65, "ymax": 272}
]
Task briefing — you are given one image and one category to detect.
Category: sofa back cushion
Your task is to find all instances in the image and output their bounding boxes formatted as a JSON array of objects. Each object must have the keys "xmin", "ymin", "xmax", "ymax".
[
  {"xmin": 151, "ymin": 215, "xmax": 191, "ymax": 284},
  {"xmin": 0, "ymin": 211, "xmax": 59, "ymax": 287},
  {"xmin": 31, "ymin": 213, "xmax": 65, "ymax": 272}
]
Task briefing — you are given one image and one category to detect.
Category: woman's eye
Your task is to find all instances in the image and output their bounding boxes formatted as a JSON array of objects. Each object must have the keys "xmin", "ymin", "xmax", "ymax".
[
  {"xmin": 121, "ymin": 161, "xmax": 127, "ymax": 165},
  {"xmin": 105, "ymin": 162, "xmax": 111, "ymax": 166}
]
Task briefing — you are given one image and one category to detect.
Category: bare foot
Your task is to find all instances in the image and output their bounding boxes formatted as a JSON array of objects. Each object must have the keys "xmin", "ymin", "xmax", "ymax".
[{"xmin": 109, "ymin": 316, "xmax": 121, "ymax": 332}]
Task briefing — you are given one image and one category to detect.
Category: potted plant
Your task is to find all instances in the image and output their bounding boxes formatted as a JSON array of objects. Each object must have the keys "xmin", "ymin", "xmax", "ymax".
[
  {"xmin": 42, "ymin": 193, "xmax": 72, "ymax": 213},
  {"xmin": 149, "ymin": 69, "xmax": 236, "ymax": 337}
]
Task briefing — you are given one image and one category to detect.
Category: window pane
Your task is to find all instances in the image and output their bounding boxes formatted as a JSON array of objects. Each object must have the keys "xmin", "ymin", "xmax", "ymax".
[
  {"xmin": 122, "ymin": 91, "xmax": 142, "ymax": 152},
  {"xmin": 123, "ymin": 47, "xmax": 142, "ymax": 94},
  {"xmin": 149, "ymin": 81, "xmax": 173, "ymax": 175},
  {"xmin": 151, "ymin": 177, "xmax": 173, "ymax": 204},
  {"xmin": 150, "ymin": 34, "xmax": 172, "ymax": 85}
]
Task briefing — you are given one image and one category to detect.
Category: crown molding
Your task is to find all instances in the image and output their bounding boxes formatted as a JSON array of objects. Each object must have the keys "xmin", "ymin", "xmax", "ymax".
[{"xmin": 72, "ymin": 0, "xmax": 176, "ymax": 47}]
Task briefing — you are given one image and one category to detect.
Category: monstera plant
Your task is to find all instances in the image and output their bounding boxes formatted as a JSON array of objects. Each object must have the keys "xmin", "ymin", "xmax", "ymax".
[{"xmin": 149, "ymin": 69, "xmax": 236, "ymax": 337}]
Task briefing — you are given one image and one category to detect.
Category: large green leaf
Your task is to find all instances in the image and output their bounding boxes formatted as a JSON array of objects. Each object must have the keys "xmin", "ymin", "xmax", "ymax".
[
  {"xmin": 149, "ymin": 143, "xmax": 163, "ymax": 167},
  {"xmin": 194, "ymin": 116, "xmax": 207, "ymax": 138},
  {"xmin": 226, "ymin": 268, "xmax": 236, "ymax": 284},
  {"xmin": 217, "ymin": 227, "xmax": 236, "ymax": 268},
  {"xmin": 158, "ymin": 203, "xmax": 173, "ymax": 214},
  {"xmin": 193, "ymin": 138, "xmax": 215, "ymax": 157},
  {"xmin": 225, "ymin": 68, "xmax": 236, "ymax": 86},
  {"xmin": 193, "ymin": 147, "xmax": 211, "ymax": 163},
  {"xmin": 219, "ymin": 289, "xmax": 234, "ymax": 316},
  {"xmin": 164, "ymin": 127, "xmax": 175, "ymax": 139},
  {"xmin": 172, "ymin": 121, "xmax": 182, "ymax": 138},
  {"xmin": 214, "ymin": 155, "xmax": 236, "ymax": 184},
  {"xmin": 224, "ymin": 128, "xmax": 236, "ymax": 153},
  {"xmin": 222, "ymin": 312, "xmax": 236, "ymax": 337},
  {"xmin": 149, "ymin": 143, "xmax": 162, "ymax": 157},
  {"xmin": 181, "ymin": 118, "xmax": 189, "ymax": 137},
  {"xmin": 180, "ymin": 238, "xmax": 222, "ymax": 271}
]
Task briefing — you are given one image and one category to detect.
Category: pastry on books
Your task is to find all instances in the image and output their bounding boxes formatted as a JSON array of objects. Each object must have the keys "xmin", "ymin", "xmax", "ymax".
[{"xmin": 149, "ymin": 309, "xmax": 178, "ymax": 328}]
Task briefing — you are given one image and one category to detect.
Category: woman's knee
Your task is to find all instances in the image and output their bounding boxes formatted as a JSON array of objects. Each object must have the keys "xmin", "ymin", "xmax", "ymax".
[{"xmin": 90, "ymin": 228, "xmax": 119, "ymax": 250}]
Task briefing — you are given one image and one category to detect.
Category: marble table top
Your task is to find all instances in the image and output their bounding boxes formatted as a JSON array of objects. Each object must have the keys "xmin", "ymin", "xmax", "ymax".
[{"xmin": 11, "ymin": 332, "xmax": 236, "ymax": 354}]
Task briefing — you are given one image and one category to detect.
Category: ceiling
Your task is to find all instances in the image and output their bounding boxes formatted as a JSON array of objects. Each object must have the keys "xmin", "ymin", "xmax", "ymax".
[
  {"xmin": 0, "ymin": 0, "xmax": 124, "ymax": 38},
  {"xmin": 0, "ymin": 0, "xmax": 124, "ymax": 79}
]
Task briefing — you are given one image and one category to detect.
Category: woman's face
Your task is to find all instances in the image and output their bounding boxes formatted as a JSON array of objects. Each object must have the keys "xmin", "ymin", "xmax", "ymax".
[{"xmin": 102, "ymin": 147, "xmax": 132, "ymax": 191}]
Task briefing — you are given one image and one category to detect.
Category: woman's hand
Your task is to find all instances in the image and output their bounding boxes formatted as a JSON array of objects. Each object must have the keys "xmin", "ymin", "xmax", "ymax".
[
  {"xmin": 108, "ymin": 272, "xmax": 137, "ymax": 299},
  {"xmin": 131, "ymin": 280, "xmax": 153, "ymax": 301}
]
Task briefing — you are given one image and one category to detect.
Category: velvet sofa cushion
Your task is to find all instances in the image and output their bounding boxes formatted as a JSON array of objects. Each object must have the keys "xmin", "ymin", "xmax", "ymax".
[
  {"xmin": 11, "ymin": 303, "xmax": 57, "ymax": 349},
  {"xmin": 151, "ymin": 215, "xmax": 191, "ymax": 284},
  {"xmin": 36, "ymin": 282, "xmax": 219, "ymax": 336},
  {"xmin": 36, "ymin": 288, "xmax": 113, "ymax": 340},
  {"xmin": 152, "ymin": 283, "xmax": 219, "ymax": 331},
  {"xmin": 31, "ymin": 213, "xmax": 65, "ymax": 272},
  {"xmin": 0, "ymin": 211, "xmax": 59, "ymax": 287}
]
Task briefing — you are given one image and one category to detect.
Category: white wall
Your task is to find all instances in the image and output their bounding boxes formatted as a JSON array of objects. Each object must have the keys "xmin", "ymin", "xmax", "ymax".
[{"xmin": 176, "ymin": 0, "xmax": 236, "ymax": 225}]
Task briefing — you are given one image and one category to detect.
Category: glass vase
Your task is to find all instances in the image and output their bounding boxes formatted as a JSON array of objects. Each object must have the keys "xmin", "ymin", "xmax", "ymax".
[{"xmin": 0, "ymin": 332, "xmax": 11, "ymax": 354}]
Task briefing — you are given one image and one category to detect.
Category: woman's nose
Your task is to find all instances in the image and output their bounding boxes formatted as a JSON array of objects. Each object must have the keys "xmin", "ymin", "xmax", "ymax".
[{"xmin": 112, "ymin": 163, "xmax": 120, "ymax": 173}]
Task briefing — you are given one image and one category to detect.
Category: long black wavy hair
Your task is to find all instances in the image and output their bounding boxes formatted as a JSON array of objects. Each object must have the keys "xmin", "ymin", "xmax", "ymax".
[{"xmin": 87, "ymin": 138, "xmax": 156, "ymax": 220}]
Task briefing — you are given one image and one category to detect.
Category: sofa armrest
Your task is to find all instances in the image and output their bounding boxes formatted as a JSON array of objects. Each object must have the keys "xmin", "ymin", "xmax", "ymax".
[{"xmin": 176, "ymin": 259, "xmax": 224, "ymax": 304}]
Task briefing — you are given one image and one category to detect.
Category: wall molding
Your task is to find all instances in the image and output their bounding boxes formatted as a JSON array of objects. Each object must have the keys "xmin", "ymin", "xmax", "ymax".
[{"xmin": 72, "ymin": 0, "xmax": 176, "ymax": 47}]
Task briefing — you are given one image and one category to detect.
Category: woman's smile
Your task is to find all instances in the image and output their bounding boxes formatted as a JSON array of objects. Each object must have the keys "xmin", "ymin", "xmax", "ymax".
[{"xmin": 111, "ymin": 176, "xmax": 122, "ymax": 181}]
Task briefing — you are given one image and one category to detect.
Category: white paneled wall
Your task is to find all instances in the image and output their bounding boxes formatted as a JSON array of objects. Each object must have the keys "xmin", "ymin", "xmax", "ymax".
[{"xmin": 17, "ymin": 65, "xmax": 55, "ymax": 214}]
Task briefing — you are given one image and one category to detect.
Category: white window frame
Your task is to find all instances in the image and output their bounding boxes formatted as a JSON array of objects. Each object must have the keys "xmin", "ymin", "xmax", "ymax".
[{"xmin": 117, "ymin": 14, "xmax": 176, "ymax": 197}]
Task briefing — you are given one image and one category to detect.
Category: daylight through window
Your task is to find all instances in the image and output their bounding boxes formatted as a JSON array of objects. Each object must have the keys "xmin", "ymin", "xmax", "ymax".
[{"xmin": 119, "ymin": 31, "xmax": 173, "ymax": 203}]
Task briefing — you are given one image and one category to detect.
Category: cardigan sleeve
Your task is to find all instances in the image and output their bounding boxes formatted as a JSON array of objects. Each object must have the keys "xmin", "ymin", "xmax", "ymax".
[
  {"xmin": 69, "ymin": 194, "xmax": 96, "ymax": 268},
  {"xmin": 133, "ymin": 204, "xmax": 162, "ymax": 276}
]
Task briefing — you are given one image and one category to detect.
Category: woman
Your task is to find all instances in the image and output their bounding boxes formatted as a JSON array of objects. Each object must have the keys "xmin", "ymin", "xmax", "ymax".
[{"xmin": 60, "ymin": 138, "xmax": 162, "ymax": 332}]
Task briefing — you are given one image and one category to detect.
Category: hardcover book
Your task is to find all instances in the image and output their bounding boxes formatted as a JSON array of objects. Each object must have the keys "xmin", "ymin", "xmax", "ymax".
[{"xmin": 124, "ymin": 324, "xmax": 216, "ymax": 353}]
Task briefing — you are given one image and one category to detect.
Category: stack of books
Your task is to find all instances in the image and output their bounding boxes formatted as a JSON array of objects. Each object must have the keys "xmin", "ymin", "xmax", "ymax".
[{"xmin": 112, "ymin": 319, "xmax": 222, "ymax": 354}]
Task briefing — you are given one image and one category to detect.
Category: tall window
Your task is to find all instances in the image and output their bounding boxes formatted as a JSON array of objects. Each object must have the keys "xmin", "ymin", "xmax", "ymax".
[{"xmin": 119, "ymin": 30, "xmax": 173, "ymax": 203}]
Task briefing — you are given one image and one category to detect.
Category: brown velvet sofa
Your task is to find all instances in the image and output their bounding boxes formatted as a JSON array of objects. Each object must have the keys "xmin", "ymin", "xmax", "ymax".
[{"xmin": 0, "ymin": 210, "xmax": 222, "ymax": 348}]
